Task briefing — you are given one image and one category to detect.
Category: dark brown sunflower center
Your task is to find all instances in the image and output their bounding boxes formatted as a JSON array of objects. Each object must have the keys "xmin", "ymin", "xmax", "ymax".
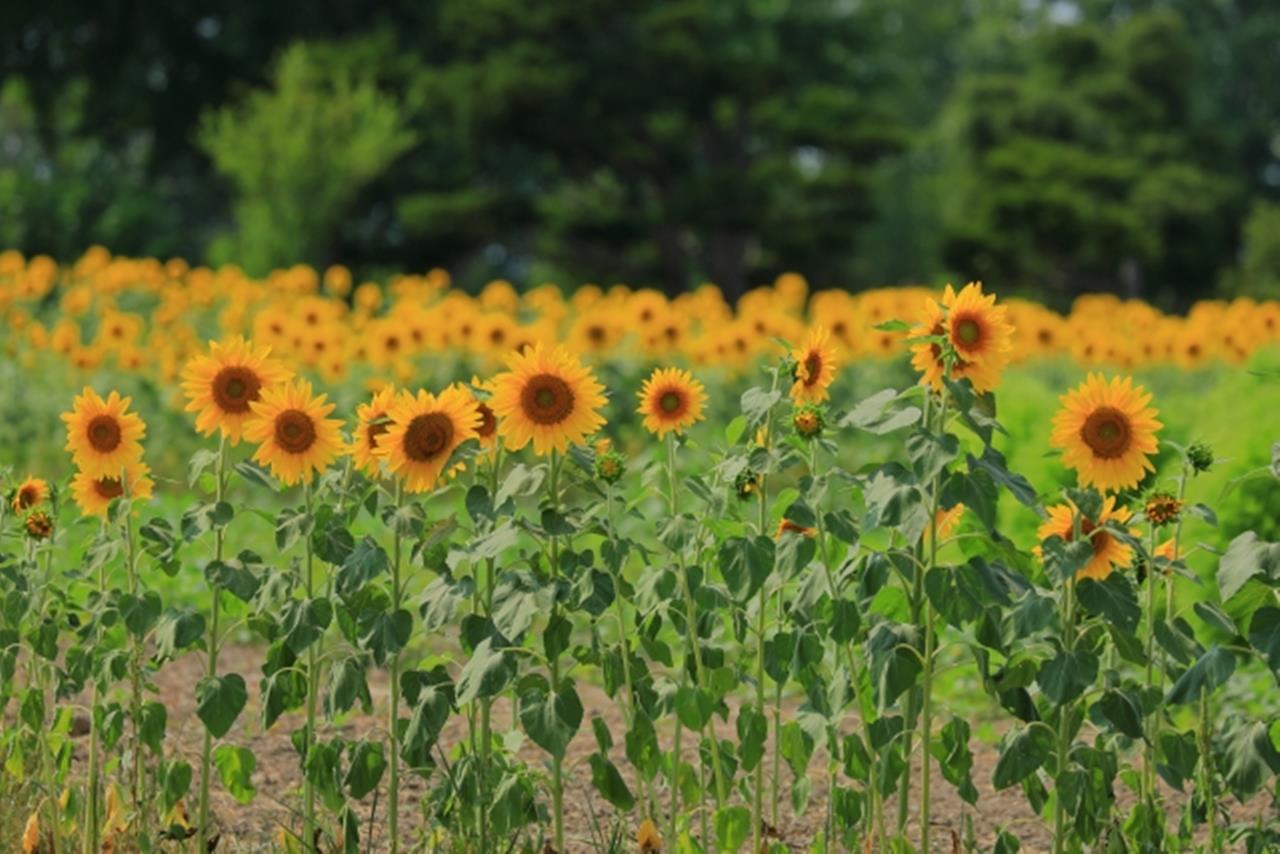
[
  {"xmin": 954, "ymin": 315, "xmax": 983, "ymax": 346},
  {"xmin": 659, "ymin": 389, "xmax": 685, "ymax": 414},
  {"xmin": 476, "ymin": 403, "xmax": 497, "ymax": 439},
  {"xmin": 365, "ymin": 415, "xmax": 389, "ymax": 449},
  {"xmin": 587, "ymin": 325, "xmax": 605, "ymax": 343},
  {"xmin": 274, "ymin": 410, "xmax": 317, "ymax": 454},
  {"xmin": 521, "ymin": 374, "xmax": 575, "ymax": 425},
  {"xmin": 803, "ymin": 352, "xmax": 822, "ymax": 386},
  {"xmin": 403, "ymin": 413, "xmax": 453, "ymax": 462},
  {"xmin": 1080, "ymin": 407, "xmax": 1132, "ymax": 459},
  {"xmin": 16, "ymin": 486, "xmax": 38, "ymax": 508},
  {"xmin": 96, "ymin": 477, "xmax": 124, "ymax": 500},
  {"xmin": 87, "ymin": 415, "xmax": 122, "ymax": 453},
  {"xmin": 211, "ymin": 366, "xmax": 262, "ymax": 414}
]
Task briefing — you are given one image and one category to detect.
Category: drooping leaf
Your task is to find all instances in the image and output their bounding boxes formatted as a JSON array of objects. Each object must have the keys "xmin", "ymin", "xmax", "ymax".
[
  {"xmin": 213, "ymin": 744, "xmax": 257, "ymax": 803},
  {"xmin": 196, "ymin": 674, "xmax": 248, "ymax": 738}
]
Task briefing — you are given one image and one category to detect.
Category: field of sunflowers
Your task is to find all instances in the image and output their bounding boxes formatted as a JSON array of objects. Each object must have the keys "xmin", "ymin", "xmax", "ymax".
[{"xmin": 2, "ymin": 247, "xmax": 1280, "ymax": 853}]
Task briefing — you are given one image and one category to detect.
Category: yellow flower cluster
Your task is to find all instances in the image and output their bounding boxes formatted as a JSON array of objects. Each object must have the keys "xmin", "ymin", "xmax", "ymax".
[{"xmin": 4, "ymin": 250, "xmax": 1278, "ymax": 397}]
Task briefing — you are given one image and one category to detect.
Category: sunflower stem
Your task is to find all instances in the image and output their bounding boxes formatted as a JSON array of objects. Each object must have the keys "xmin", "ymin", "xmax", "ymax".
[
  {"xmin": 83, "ymin": 521, "xmax": 108, "ymax": 854},
  {"xmin": 120, "ymin": 473, "xmax": 148, "ymax": 839},
  {"xmin": 302, "ymin": 478, "xmax": 318, "ymax": 852},
  {"xmin": 388, "ymin": 480, "xmax": 404, "ymax": 854},
  {"xmin": 198, "ymin": 434, "xmax": 227, "ymax": 852},
  {"xmin": 547, "ymin": 449, "xmax": 565, "ymax": 853}
]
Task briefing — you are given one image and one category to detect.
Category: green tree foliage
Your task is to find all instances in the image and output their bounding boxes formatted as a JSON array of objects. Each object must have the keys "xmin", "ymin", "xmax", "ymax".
[
  {"xmin": 1221, "ymin": 201, "xmax": 1280, "ymax": 299},
  {"xmin": 937, "ymin": 10, "xmax": 1239, "ymax": 303},
  {"xmin": 198, "ymin": 44, "xmax": 415, "ymax": 274}
]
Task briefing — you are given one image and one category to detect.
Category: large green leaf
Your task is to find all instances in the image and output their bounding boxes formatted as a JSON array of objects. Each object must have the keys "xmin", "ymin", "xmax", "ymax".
[
  {"xmin": 196, "ymin": 674, "xmax": 247, "ymax": 738},
  {"xmin": 455, "ymin": 638, "xmax": 515, "ymax": 705},
  {"xmin": 718, "ymin": 535, "xmax": 775, "ymax": 604},
  {"xmin": 993, "ymin": 724, "xmax": 1054, "ymax": 789},
  {"xmin": 519, "ymin": 678, "xmax": 583, "ymax": 759},
  {"xmin": 1037, "ymin": 649, "xmax": 1098, "ymax": 705},
  {"xmin": 1248, "ymin": 606, "xmax": 1280, "ymax": 671},
  {"xmin": 344, "ymin": 740, "xmax": 386, "ymax": 799},
  {"xmin": 213, "ymin": 744, "xmax": 257, "ymax": 804},
  {"xmin": 1218, "ymin": 532, "xmax": 1280, "ymax": 602},
  {"xmin": 588, "ymin": 753, "xmax": 635, "ymax": 811},
  {"xmin": 932, "ymin": 716, "xmax": 979, "ymax": 804},
  {"xmin": 1220, "ymin": 716, "xmax": 1280, "ymax": 801},
  {"xmin": 1165, "ymin": 645, "xmax": 1235, "ymax": 705},
  {"xmin": 1076, "ymin": 574, "xmax": 1141, "ymax": 635}
]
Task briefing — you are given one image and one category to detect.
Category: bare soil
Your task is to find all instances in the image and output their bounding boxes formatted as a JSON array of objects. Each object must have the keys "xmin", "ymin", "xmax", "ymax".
[{"xmin": 83, "ymin": 645, "xmax": 1266, "ymax": 852}]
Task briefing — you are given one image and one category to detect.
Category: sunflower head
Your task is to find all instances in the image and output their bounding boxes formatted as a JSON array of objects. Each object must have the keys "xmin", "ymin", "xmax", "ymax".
[
  {"xmin": 181, "ymin": 337, "xmax": 294, "ymax": 445},
  {"xmin": 25, "ymin": 511, "xmax": 53, "ymax": 541},
  {"xmin": 377, "ymin": 386, "xmax": 481, "ymax": 493},
  {"xmin": 1037, "ymin": 496, "xmax": 1133, "ymax": 581},
  {"xmin": 1050, "ymin": 374, "xmax": 1162, "ymax": 492},
  {"xmin": 1144, "ymin": 492, "xmax": 1182, "ymax": 527},
  {"xmin": 1186, "ymin": 441, "xmax": 1215, "ymax": 474},
  {"xmin": 909, "ymin": 283, "xmax": 1013, "ymax": 393},
  {"xmin": 637, "ymin": 367, "xmax": 707, "ymax": 439},
  {"xmin": 594, "ymin": 445, "xmax": 626, "ymax": 484},
  {"xmin": 636, "ymin": 818, "xmax": 662, "ymax": 854},
  {"xmin": 70, "ymin": 462, "xmax": 154, "ymax": 518},
  {"xmin": 243, "ymin": 379, "xmax": 346, "ymax": 486},
  {"xmin": 489, "ymin": 344, "xmax": 607, "ymax": 456},
  {"xmin": 790, "ymin": 326, "xmax": 839, "ymax": 403},
  {"xmin": 353, "ymin": 385, "xmax": 398, "ymax": 476},
  {"xmin": 792, "ymin": 404, "xmax": 825, "ymax": 439},
  {"xmin": 61, "ymin": 387, "xmax": 147, "ymax": 479},
  {"xmin": 11, "ymin": 476, "xmax": 49, "ymax": 512}
]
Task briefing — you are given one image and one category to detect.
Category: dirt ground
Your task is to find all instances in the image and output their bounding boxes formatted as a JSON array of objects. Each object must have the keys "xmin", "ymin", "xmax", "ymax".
[{"xmin": 101, "ymin": 645, "xmax": 1266, "ymax": 852}]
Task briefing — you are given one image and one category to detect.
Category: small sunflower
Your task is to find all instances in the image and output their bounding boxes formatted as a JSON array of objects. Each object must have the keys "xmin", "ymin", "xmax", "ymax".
[
  {"xmin": 352, "ymin": 385, "xmax": 397, "ymax": 476},
  {"xmin": 790, "ymin": 326, "xmax": 839, "ymax": 403},
  {"xmin": 243, "ymin": 380, "xmax": 346, "ymax": 486},
  {"xmin": 637, "ymin": 818, "xmax": 662, "ymax": 854},
  {"xmin": 1050, "ymin": 374, "xmax": 1161, "ymax": 491},
  {"xmin": 792, "ymin": 404, "xmax": 825, "ymax": 439},
  {"xmin": 1037, "ymin": 496, "xmax": 1133, "ymax": 581},
  {"xmin": 468, "ymin": 377, "xmax": 500, "ymax": 451},
  {"xmin": 489, "ymin": 344, "xmax": 607, "ymax": 455},
  {"xmin": 909, "ymin": 283, "xmax": 1013, "ymax": 393},
  {"xmin": 181, "ymin": 337, "xmax": 294, "ymax": 444},
  {"xmin": 636, "ymin": 367, "xmax": 707, "ymax": 438},
  {"xmin": 25, "ymin": 511, "xmax": 53, "ymax": 540},
  {"xmin": 61, "ymin": 388, "xmax": 147, "ymax": 479},
  {"xmin": 377, "ymin": 386, "xmax": 481, "ymax": 493},
  {"xmin": 71, "ymin": 462, "xmax": 154, "ymax": 518},
  {"xmin": 11, "ymin": 476, "xmax": 49, "ymax": 512}
]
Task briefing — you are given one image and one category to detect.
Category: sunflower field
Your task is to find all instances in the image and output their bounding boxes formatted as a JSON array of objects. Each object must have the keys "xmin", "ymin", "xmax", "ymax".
[{"xmin": 3, "ymin": 248, "xmax": 1280, "ymax": 854}]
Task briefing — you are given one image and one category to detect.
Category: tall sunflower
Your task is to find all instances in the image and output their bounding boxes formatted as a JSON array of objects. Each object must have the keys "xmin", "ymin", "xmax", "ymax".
[
  {"xmin": 243, "ymin": 380, "xmax": 346, "ymax": 486},
  {"xmin": 61, "ymin": 388, "xmax": 147, "ymax": 479},
  {"xmin": 489, "ymin": 344, "xmax": 607, "ymax": 455},
  {"xmin": 790, "ymin": 327, "xmax": 839, "ymax": 403},
  {"xmin": 377, "ymin": 387, "xmax": 481, "ymax": 493},
  {"xmin": 352, "ymin": 385, "xmax": 397, "ymax": 476},
  {"xmin": 11, "ymin": 476, "xmax": 49, "ymax": 512},
  {"xmin": 181, "ymin": 337, "xmax": 294, "ymax": 444},
  {"xmin": 636, "ymin": 367, "xmax": 707, "ymax": 438},
  {"xmin": 1050, "ymin": 374, "xmax": 1161, "ymax": 491},
  {"xmin": 71, "ymin": 462, "xmax": 154, "ymax": 518},
  {"xmin": 1037, "ymin": 496, "xmax": 1133, "ymax": 581},
  {"xmin": 910, "ymin": 283, "xmax": 1013, "ymax": 392}
]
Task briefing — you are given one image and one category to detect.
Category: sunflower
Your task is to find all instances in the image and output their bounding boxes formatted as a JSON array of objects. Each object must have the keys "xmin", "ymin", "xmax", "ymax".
[
  {"xmin": 467, "ymin": 379, "xmax": 500, "ymax": 451},
  {"xmin": 352, "ymin": 385, "xmax": 397, "ymax": 475},
  {"xmin": 181, "ymin": 337, "xmax": 294, "ymax": 444},
  {"xmin": 243, "ymin": 379, "xmax": 346, "ymax": 486},
  {"xmin": 489, "ymin": 344, "xmax": 607, "ymax": 455},
  {"xmin": 790, "ymin": 326, "xmax": 839, "ymax": 403},
  {"xmin": 1049, "ymin": 374, "xmax": 1161, "ymax": 491},
  {"xmin": 636, "ymin": 367, "xmax": 707, "ymax": 438},
  {"xmin": 1037, "ymin": 496, "xmax": 1133, "ymax": 581},
  {"xmin": 11, "ymin": 476, "xmax": 49, "ymax": 512},
  {"xmin": 70, "ymin": 462, "xmax": 154, "ymax": 518},
  {"xmin": 377, "ymin": 387, "xmax": 481, "ymax": 493},
  {"xmin": 61, "ymin": 388, "xmax": 147, "ymax": 479},
  {"xmin": 910, "ymin": 283, "xmax": 1013, "ymax": 393}
]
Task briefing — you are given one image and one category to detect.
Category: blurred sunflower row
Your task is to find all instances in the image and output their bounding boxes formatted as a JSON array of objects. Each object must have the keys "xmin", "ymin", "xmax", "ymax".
[{"xmin": 3, "ymin": 248, "xmax": 1277, "ymax": 393}]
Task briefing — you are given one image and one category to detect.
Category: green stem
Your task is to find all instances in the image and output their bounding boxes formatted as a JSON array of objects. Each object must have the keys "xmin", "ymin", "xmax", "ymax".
[
  {"xmin": 302, "ymin": 479, "xmax": 318, "ymax": 851},
  {"xmin": 83, "ymin": 522, "xmax": 107, "ymax": 854},
  {"xmin": 479, "ymin": 450, "xmax": 501, "ymax": 854},
  {"xmin": 665, "ymin": 433, "xmax": 728, "ymax": 808},
  {"xmin": 1053, "ymin": 574, "xmax": 1077, "ymax": 854},
  {"xmin": 388, "ymin": 481, "xmax": 404, "ymax": 854},
  {"xmin": 919, "ymin": 388, "xmax": 947, "ymax": 854},
  {"xmin": 1144, "ymin": 521, "xmax": 1160, "ymax": 806},
  {"xmin": 547, "ymin": 451, "xmax": 565, "ymax": 852},
  {"xmin": 198, "ymin": 435, "xmax": 227, "ymax": 852},
  {"xmin": 752, "ymin": 472, "xmax": 769, "ymax": 854},
  {"xmin": 1200, "ymin": 686, "xmax": 1217, "ymax": 852}
]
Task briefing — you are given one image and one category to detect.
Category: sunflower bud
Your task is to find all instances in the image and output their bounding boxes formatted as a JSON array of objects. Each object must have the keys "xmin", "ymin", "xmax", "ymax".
[
  {"xmin": 1186, "ymin": 441, "xmax": 1214, "ymax": 474},
  {"xmin": 734, "ymin": 468, "xmax": 762, "ymax": 500},
  {"xmin": 594, "ymin": 448, "xmax": 626, "ymax": 484},
  {"xmin": 1144, "ymin": 493, "xmax": 1182, "ymax": 527},
  {"xmin": 637, "ymin": 818, "xmax": 662, "ymax": 853},
  {"xmin": 25, "ymin": 511, "xmax": 53, "ymax": 541},
  {"xmin": 792, "ymin": 404, "xmax": 825, "ymax": 439}
]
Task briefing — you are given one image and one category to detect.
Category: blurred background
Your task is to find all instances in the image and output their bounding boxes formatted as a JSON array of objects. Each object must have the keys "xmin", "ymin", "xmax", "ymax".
[{"xmin": 2, "ymin": 0, "xmax": 1278, "ymax": 306}]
